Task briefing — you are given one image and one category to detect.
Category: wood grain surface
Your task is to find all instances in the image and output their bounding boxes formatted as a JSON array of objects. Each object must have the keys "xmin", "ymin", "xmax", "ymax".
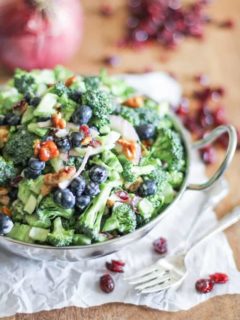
[{"xmin": 1, "ymin": 0, "xmax": 240, "ymax": 319}]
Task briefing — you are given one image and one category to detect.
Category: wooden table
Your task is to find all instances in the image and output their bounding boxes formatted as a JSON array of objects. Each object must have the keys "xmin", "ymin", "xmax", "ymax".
[{"xmin": 1, "ymin": 0, "xmax": 240, "ymax": 319}]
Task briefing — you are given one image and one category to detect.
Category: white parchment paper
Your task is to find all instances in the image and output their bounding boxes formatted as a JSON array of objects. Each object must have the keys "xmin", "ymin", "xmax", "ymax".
[{"xmin": 0, "ymin": 73, "xmax": 239, "ymax": 317}]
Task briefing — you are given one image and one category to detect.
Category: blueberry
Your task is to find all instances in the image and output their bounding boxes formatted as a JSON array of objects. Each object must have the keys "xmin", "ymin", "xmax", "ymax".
[
  {"xmin": 70, "ymin": 176, "xmax": 86, "ymax": 196},
  {"xmin": 136, "ymin": 124, "xmax": 156, "ymax": 140},
  {"xmin": 24, "ymin": 167, "xmax": 41, "ymax": 179},
  {"xmin": 69, "ymin": 89, "xmax": 82, "ymax": 103},
  {"xmin": 71, "ymin": 131, "xmax": 84, "ymax": 148},
  {"xmin": 71, "ymin": 105, "xmax": 93, "ymax": 125},
  {"xmin": 89, "ymin": 165, "xmax": 108, "ymax": 184},
  {"xmin": 0, "ymin": 213, "xmax": 13, "ymax": 235},
  {"xmin": 84, "ymin": 182, "xmax": 100, "ymax": 197},
  {"xmin": 9, "ymin": 188, "xmax": 18, "ymax": 200},
  {"xmin": 38, "ymin": 116, "xmax": 51, "ymax": 121},
  {"xmin": 28, "ymin": 158, "xmax": 45, "ymax": 171},
  {"xmin": 55, "ymin": 137, "xmax": 71, "ymax": 152},
  {"xmin": 138, "ymin": 180, "xmax": 157, "ymax": 197},
  {"xmin": 0, "ymin": 115, "xmax": 5, "ymax": 125},
  {"xmin": 76, "ymin": 195, "xmax": 91, "ymax": 211},
  {"xmin": 5, "ymin": 113, "xmax": 21, "ymax": 126},
  {"xmin": 24, "ymin": 93, "xmax": 40, "ymax": 107},
  {"xmin": 53, "ymin": 188, "xmax": 76, "ymax": 209}
]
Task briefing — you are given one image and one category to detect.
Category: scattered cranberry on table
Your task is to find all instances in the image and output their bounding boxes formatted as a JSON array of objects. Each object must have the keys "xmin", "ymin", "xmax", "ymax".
[
  {"xmin": 209, "ymin": 272, "xmax": 229, "ymax": 284},
  {"xmin": 99, "ymin": 4, "xmax": 114, "ymax": 17},
  {"xmin": 106, "ymin": 260, "xmax": 125, "ymax": 273},
  {"xmin": 195, "ymin": 278, "xmax": 214, "ymax": 293},
  {"xmin": 153, "ymin": 237, "xmax": 168, "ymax": 255},
  {"xmin": 99, "ymin": 274, "xmax": 115, "ymax": 293}
]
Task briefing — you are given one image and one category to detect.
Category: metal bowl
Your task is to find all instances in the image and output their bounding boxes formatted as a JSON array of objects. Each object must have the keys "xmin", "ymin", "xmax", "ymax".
[{"xmin": 0, "ymin": 115, "xmax": 237, "ymax": 261}]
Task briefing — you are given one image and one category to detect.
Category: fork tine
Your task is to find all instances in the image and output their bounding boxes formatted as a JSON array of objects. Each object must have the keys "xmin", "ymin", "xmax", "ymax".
[
  {"xmin": 139, "ymin": 275, "xmax": 183, "ymax": 294},
  {"xmin": 135, "ymin": 273, "xmax": 171, "ymax": 290},
  {"xmin": 128, "ymin": 268, "xmax": 167, "ymax": 285},
  {"xmin": 124, "ymin": 264, "xmax": 158, "ymax": 281}
]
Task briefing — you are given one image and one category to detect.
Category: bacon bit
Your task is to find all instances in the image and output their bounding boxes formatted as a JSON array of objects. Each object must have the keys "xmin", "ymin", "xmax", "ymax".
[
  {"xmin": 0, "ymin": 127, "xmax": 9, "ymax": 147},
  {"xmin": 142, "ymin": 139, "xmax": 153, "ymax": 149},
  {"xmin": 123, "ymin": 96, "xmax": 144, "ymax": 108},
  {"xmin": 34, "ymin": 139, "xmax": 41, "ymax": 156},
  {"xmin": 39, "ymin": 147, "xmax": 51, "ymax": 162},
  {"xmin": 0, "ymin": 187, "xmax": 9, "ymax": 196},
  {"xmin": 13, "ymin": 100, "xmax": 27, "ymax": 114},
  {"xmin": 1, "ymin": 206, "xmax": 11, "ymax": 217},
  {"xmin": 89, "ymin": 139, "xmax": 102, "ymax": 148},
  {"xmin": 36, "ymin": 140, "xmax": 59, "ymax": 162},
  {"xmin": 0, "ymin": 195, "xmax": 10, "ymax": 206},
  {"xmin": 51, "ymin": 113, "xmax": 66, "ymax": 129},
  {"xmin": 81, "ymin": 135, "xmax": 92, "ymax": 146},
  {"xmin": 117, "ymin": 139, "xmax": 136, "ymax": 161},
  {"xmin": 41, "ymin": 166, "xmax": 76, "ymax": 196},
  {"xmin": 80, "ymin": 124, "xmax": 90, "ymax": 137},
  {"xmin": 65, "ymin": 75, "xmax": 77, "ymax": 87},
  {"xmin": 106, "ymin": 199, "xmax": 115, "ymax": 208},
  {"xmin": 127, "ymin": 177, "xmax": 143, "ymax": 192}
]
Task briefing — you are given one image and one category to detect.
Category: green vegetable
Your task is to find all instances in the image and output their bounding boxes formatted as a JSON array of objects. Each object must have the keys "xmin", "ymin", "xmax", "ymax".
[
  {"xmin": 47, "ymin": 217, "xmax": 74, "ymax": 247},
  {"xmin": 33, "ymin": 93, "xmax": 58, "ymax": 117},
  {"xmin": 137, "ymin": 198, "xmax": 154, "ymax": 221},
  {"xmin": 102, "ymin": 203, "xmax": 136, "ymax": 234},
  {"xmin": 151, "ymin": 128, "xmax": 185, "ymax": 171},
  {"xmin": 0, "ymin": 156, "xmax": 16, "ymax": 186},
  {"xmin": 119, "ymin": 156, "xmax": 155, "ymax": 183},
  {"xmin": 29, "ymin": 227, "xmax": 49, "ymax": 242},
  {"xmin": 50, "ymin": 81, "xmax": 69, "ymax": 97},
  {"xmin": 3, "ymin": 128, "xmax": 36, "ymax": 166},
  {"xmin": 24, "ymin": 194, "xmax": 37, "ymax": 214},
  {"xmin": 25, "ymin": 214, "xmax": 51, "ymax": 229},
  {"xmin": 27, "ymin": 123, "xmax": 49, "ymax": 137},
  {"xmin": 0, "ymin": 87, "xmax": 22, "ymax": 115},
  {"xmin": 14, "ymin": 69, "xmax": 36, "ymax": 94},
  {"xmin": 7, "ymin": 223, "xmax": 33, "ymax": 243},
  {"xmin": 78, "ymin": 179, "xmax": 121, "ymax": 239},
  {"xmin": 72, "ymin": 234, "xmax": 92, "ymax": 245}
]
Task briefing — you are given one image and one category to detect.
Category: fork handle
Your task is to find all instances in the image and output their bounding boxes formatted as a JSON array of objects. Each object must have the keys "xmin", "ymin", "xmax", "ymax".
[{"xmin": 187, "ymin": 207, "xmax": 240, "ymax": 252}]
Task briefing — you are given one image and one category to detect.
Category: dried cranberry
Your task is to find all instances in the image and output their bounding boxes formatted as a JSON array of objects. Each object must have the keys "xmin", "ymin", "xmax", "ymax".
[
  {"xmin": 99, "ymin": 4, "xmax": 114, "ymax": 17},
  {"xmin": 175, "ymin": 98, "xmax": 189, "ymax": 117},
  {"xmin": 116, "ymin": 190, "xmax": 130, "ymax": 202},
  {"xmin": 103, "ymin": 55, "xmax": 121, "ymax": 67},
  {"xmin": 106, "ymin": 260, "xmax": 125, "ymax": 273},
  {"xmin": 200, "ymin": 146, "xmax": 216, "ymax": 164},
  {"xmin": 220, "ymin": 19, "xmax": 235, "ymax": 29},
  {"xmin": 99, "ymin": 274, "xmax": 115, "ymax": 293},
  {"xmin": 212, "ymin": 106, "xmax": 227, "ymax": 125},
  {"xmin": 209, "ymin": 273, "xmax": 229, "ymax": 284},
  {"xmin": 153, "ymin": 237, "xmax": 167, "ymax": 255},
  {"xmin": 80, "ymin": 124, "xmax": 90, "ymax": 137},
  {"xmin": 198, "ymin": 106, "xmax": 214, "ymax": 128},
  {"xmin": 195, "ymin": 278, "xmax": 214, "ymax": 293},
  {"xmin": 194, "ymin": 74, "xmax": 209, "ymax": 86}
]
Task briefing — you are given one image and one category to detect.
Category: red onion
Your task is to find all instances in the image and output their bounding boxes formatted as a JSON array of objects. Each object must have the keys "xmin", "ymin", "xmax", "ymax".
[{"xmin": 0, "ymin": 0, "xmax": 83, "ymax": 70}]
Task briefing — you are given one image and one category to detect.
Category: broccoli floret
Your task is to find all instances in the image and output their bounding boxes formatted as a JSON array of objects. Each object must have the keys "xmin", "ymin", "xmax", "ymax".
[
  {"xmin": 119, "ymin": 156, "xmax": 155, "ymax": 183},
  {"xmin": 167, "ymin": 171, "xmax": 184, "ymax": 188},
  {"xmin": 90, "ymin": 150, "xmax": 123, "ymax": 174},
  {"xmin": 36, "ymin": 196, "xmax": 74, "ymax": 226},
  {"xmin": 102, "ymin": 203, "xmax": 136, "ymax": 234},
  {"xmin": 0, "ymin": 87, "xmax": 22, "ymax": 115},
  {"xmin": 90, "ymin": 116, "xmax": 110, "ymax": 133},
  {"xmin": 47, "ymin": 217, "xmax": 74, "ymax": 247},
  {"xmin": 50, "ymin": 81, "xmax": 69, "ymax": 97},
  {"xmin": 64, "ymin": 156, "xmax": 83, "ymax": 170},
  {"xmin": 59, "ymin": 95, "xmax": 77, "ymax": 121},
  {"xmin": 118, "ymin": 106, "xmax": 140, "ymax": 127},
  {"xmin": 3, "ymin": 128, "xmax": 36, "ymax": 166},
  {"xmin": 151, "ymin": 128, "xmax": 185, "ymax": 171},
  {"xmin": 0, "ymin": 156, "xmax": 16, "ymax": 186},
  {"xmin": 84, "ymin": 76, "xmax": 101, "ymax": 90},
  {"xmin": 72, "ymin": 234, "xmax": 92, "ymax": 245},
  {"xmin": 81, "ymin": 89, "xmax": 113, "ymax": 118},
  {"xmin": 25, "ymin": 214, "xmax": 51, "ymax": 229},
  {"xmin": 78, "ymin": 179, "xmax": 121, "ymax": 240},
  {"xmin": 13, "ymin": 69, "xmax": 36, "ymax": 94}
]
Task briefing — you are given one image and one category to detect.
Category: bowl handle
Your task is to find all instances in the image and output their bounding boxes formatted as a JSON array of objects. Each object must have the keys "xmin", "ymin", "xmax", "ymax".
[{"xmin": 187, "ymin": 125, "xmax": 237, "ymax": 191}]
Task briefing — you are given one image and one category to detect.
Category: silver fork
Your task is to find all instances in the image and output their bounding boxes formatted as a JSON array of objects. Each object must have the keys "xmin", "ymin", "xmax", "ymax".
[{"xmin": 125, "ymin": 207, "xmax": 240, "ymax": 294}]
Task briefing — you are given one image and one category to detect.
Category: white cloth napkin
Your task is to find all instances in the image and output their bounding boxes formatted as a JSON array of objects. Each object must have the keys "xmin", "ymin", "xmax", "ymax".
[{"xmin": 0, "ymin": 73, "xmax": 240, "ymax": 317}]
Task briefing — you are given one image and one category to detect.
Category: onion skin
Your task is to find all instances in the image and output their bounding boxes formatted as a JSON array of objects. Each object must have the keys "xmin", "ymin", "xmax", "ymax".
[{"xmin": 0, "ymin": 0, "xmax": 83, "ymax": 70}]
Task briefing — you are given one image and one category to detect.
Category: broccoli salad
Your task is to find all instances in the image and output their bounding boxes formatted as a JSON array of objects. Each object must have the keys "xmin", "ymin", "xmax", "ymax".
[{"xmin": 0, "ymin": 67, "xmax": 186, "ymax": 246}]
